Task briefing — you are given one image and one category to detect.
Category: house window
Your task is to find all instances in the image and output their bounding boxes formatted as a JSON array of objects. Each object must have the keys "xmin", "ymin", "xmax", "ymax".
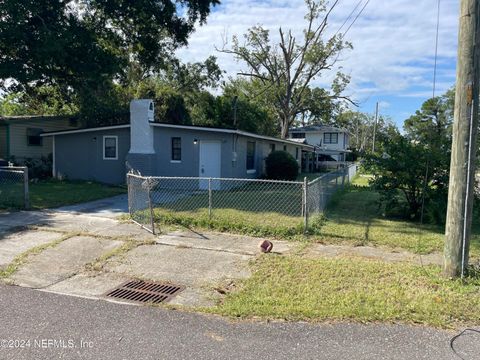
[
  {"xmin": 103, "ymin": 136, "xmax": 118, "ymax": 160},
  {"xmin": 171, "ymin": 137, "xmax": 181, "ymax": 161},
  {"xmin": 283, "ymin": 145, "xmax": 287, "ymax": 151},
  {"xmin": 296, "ymin": 147, "xmax": 299, "ymax": 160},
  {"xmin": 324, "ymin": 133, "xmax": 338, "ymax": 144},
  {"xmin": 246, "ymin": 141, "xmax": 255, "ymax": 170},
  {"xmin": 269, "ymin": 144, "xmax": 275, "ymax": 153},
  {"xmin": 27, "ymin": 128, "xmax": 43, "ymax": 146},
  {"xmin": 291, "ymin": 132, "xmax": 305, "ymax": 139}
]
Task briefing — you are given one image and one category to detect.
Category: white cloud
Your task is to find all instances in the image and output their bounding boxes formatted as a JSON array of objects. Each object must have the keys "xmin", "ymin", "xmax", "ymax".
[{"xmin": 177, "ymin": 0, "xmax": 458, "ymax": 104}]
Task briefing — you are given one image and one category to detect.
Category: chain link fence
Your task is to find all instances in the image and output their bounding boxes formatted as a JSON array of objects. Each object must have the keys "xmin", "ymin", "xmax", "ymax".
[
  {"xmin": 0, "ymin": 166, "xmax": 29, "ymax": 209},
  {"xmin": 127, "ymin": 164, "xmax": 357, "ymax": 234}
]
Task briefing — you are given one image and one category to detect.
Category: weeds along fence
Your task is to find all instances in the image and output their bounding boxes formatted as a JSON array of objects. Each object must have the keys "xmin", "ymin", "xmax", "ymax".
[
  {"xmin": 0, "ymin": 166, "xmax": 29, "ymax": 209},
  {"xmin": 127, "ymin": 164, "xmax": 358, "ymax": 235}
]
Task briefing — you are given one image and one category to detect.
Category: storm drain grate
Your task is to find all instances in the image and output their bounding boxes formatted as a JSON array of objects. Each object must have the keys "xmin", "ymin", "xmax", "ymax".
[{"xmin": 105, "ymin": 280, "xmax": 184, "ymax": 304}]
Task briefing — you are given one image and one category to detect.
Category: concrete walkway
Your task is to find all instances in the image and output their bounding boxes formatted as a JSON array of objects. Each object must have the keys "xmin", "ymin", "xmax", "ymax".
[
  {"xmin": 0, "ymin": 194, "xmax": 128, "ymax": 235},
  {"xmin": 0, "ymin": 194, "xmax": 444, "ymax": 309},
  {"xmin": 0, "ymin": 196, "xmax": 294, "ymax": 307}
]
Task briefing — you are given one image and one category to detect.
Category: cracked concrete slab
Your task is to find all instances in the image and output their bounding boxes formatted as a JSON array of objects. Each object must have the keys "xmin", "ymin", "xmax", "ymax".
[
  {"xmin": 44, "ymin": 272, "xmax": 130, "ymax": 298},
  {"xmin": 36, "ymin": 216, "xmax": 155, "ymax": 241},
  {"xmin": 158, "ymin": 230, "xmax": 294, "ymax": 255},
  {"xmin": 104, "ymin": 244, "xmax": 253, "ymax": 306},
  {"xmin": 0, "ymin": 230, "xmax": 64, "ymax": 268},
  {"xmin": 12, "ymin": 236, "xmax": 123, "ymax": 289},
  {"xmin": 106, "ymin": 244, "xmax": 252, "ymax": 286}
]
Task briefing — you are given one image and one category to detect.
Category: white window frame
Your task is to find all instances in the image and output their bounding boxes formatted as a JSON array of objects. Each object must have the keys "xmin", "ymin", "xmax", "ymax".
[
  {"xmin": 103, "ymin": 135, "xmax": 118, "ymax": 160},
  {"xmin": 324, "ymin": 132, "xmax": 338, "ymax": 144},
  {"xmin": 171, "ymin": 137, "xmax": 182, "ymax": 163}
]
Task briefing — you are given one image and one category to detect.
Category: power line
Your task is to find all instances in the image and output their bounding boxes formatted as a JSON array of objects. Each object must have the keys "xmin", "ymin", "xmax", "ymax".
[
  {"xmin": 335, "ymin": 0, "xmax": 364, "ymax": 37},
  {"xmin": 343, "ymin": 0, "xmax": 371, "ymax": 38}
]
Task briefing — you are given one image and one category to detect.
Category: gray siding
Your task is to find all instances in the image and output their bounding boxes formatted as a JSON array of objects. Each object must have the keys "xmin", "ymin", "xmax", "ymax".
[
  {"xmin": 151, "ymin": 127, "xmax": 233, "ymax": 178},
  {"xmin": 53, "ymin": 125, "xmax": 306, "ymax": 184},
  {"xmin": 151, "ymin": 128, "xmax": 302, "ymax": 179},
  {"xmin": 0, "ymin": 125, "xmax": 6, "ymax": 158},
  {"xmin": 55, "ymin": 128, "xmax": 130, "ymax": 184}
]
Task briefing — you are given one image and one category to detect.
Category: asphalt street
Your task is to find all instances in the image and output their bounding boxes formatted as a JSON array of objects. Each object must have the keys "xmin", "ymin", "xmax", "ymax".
[{"xmin": 0, "ymin": 284, "xmax": 476, "ymax": 360}]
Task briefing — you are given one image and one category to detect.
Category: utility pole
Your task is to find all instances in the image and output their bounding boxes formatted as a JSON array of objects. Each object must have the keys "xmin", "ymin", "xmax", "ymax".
[
  {"xmin": 372, "ymin": 101, "xmax": 379, "ymax": 153},
  {"xmin": 444, "ymin": 0, "xmax": 480, "ymax": 278}
]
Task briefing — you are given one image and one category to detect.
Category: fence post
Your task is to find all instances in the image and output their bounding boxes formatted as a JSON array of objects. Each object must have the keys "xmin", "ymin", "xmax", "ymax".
[
  {"xmin": 303, "ymin": 177, "xmax": 308, "ymax": 233},
  {"xmin": 23, "ymin": 167, "xmax": 29, "ymax": 209},
  {"xmin": 208, "ymin": 178, "xmax": 212, "ymax": 218},
  {"xmin": 147, "ymin": 178, "xmax": 156, "ymax": 235}
]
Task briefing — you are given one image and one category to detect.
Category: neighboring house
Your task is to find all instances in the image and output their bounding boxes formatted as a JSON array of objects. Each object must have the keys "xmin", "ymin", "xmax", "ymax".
[
  {"xmin": 0, "ymin": 115, "xmax": 79, "ymax": 162},
  {"xmin": 288, "ymin": 125, "xmax": 350, "ymax": 166},
  {"xmin": 41, "ymin": 100, "xmax": 314, "ymax": 185}
]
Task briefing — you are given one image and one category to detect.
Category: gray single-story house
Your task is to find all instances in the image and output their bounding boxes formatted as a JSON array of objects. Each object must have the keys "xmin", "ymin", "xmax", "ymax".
[{"xmin": 41, "ymin": 100, "xmax": 314, "ymax": 185}]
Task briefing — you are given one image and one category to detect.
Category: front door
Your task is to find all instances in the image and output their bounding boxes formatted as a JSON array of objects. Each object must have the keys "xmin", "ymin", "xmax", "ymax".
[{"xmin": 199, "ymin": 140, "xmax": 221, "ymax": 190}]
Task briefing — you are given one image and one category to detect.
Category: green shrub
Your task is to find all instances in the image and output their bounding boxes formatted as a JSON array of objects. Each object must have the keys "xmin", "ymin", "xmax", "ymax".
[
  {"xmin": 265, "ymin": 151, "xmax": 299, "ymax": 181},
  {"xmin": 23, "ymin": 155, "xmax": 52, "ymax": 180}
]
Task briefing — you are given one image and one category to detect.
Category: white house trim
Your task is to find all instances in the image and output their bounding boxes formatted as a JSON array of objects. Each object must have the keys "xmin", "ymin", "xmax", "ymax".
[
  {"xmin": 103, "ymin": 135, "xmax": 118, "ymax": 160},
  {"xmin": 41, "ymin": 122, "xmax": 315, "ymax": 151},
  {"xmin": 40, "ymin": 124, "xmax": 130, "ymax": 137}
]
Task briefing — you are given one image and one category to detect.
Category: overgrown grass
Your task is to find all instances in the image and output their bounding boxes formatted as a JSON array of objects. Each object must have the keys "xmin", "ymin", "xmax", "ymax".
[
  {"xmin": 148, "ymin": 172, "xmax": 479, "ymax": 255},
  {"xmin": 317, "ymin": 177, "xmax": 480, "ymax": 255},
  {"xmin": 1, "ymin": 179, "xmax": 126, "ymax": 210},
  {"xmin": 212, "ymin": 255, "xmax": 480, "ymax": 328}
]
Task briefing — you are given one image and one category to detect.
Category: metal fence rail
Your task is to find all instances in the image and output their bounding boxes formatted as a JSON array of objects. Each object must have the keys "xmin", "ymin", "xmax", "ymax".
[
  {"xmin": 0, "ymin": 166, "xmax": 29, "ymax": 209},
  {"xmin": 127, "ymin": 164, "xmax": 358, "ymax": 234}
]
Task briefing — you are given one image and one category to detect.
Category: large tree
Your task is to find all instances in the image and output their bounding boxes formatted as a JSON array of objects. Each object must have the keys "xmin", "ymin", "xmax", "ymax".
[
  {"xmin": 0, "ymin": 0, "xmax": 219, "ymax": 114},
  {"xmin": 365, "ymin": 89, "xmax": 457, "ymax": 223},
  {"xmin": 335, "ymin": 110, "xmax": 398, "ymax": 153},
  {"xmin": 219, "ymin": 0, "xmax": 352, "ymax": 138}
]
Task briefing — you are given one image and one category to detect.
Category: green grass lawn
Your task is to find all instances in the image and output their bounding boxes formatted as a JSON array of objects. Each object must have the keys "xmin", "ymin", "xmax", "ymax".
[
  {"xmin": 0, "ymin": 179, "xmax": 126, "ymax": 210},
  {"xmin": 201, "ymin": 173, "xmax": 480, "ymax": 328},
  {"xmin": 152, "ymin": 181, "xmax": 305, "ymax": 238},
  {"xmin": 212, "ymin": 255, "xmax": 480, "ymax": 328},
  {"xmin": 313, "ymin": 176, "xmax": 480, "ymax": 256},
  {"xmin": 150, "ymin": 172, "xmax": 480, "ymax": 254}
]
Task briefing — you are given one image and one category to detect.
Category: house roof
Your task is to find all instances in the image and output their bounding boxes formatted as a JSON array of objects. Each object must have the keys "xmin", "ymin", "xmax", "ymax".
[
  {"xmin": 288, "ymin": 138, "xmax": 308, "ymax": 144},
  {"xmin": 0, "ymin": 115, "xmax": 76, "ymax": 125},
  {"xmin": 314, "ymin": 147, "xmax": 351, "ymax": 155},
  {"xmin": 41, "ymin": 122, "xmax": 315, "ymax": 151},
  {"xmin": 289, "ymin": 125, "xmax": 348, "ymax": 133}
]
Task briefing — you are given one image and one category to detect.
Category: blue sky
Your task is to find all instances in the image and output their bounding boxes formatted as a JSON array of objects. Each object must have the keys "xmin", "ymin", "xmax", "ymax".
[{"xmin": 177, "ymin": 0, "xmax": 459, "ymax": 129}]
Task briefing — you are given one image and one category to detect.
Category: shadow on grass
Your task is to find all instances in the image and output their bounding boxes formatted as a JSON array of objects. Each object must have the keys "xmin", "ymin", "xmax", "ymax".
[{"xmin": 314, "ymin": 183, "xmax": 480, "ymax": 255}]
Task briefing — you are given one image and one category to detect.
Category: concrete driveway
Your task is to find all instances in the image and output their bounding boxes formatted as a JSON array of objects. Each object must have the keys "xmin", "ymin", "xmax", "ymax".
[{"xmin": 0, "ymin": 195, "xmax": 294, "ymax": 307}]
